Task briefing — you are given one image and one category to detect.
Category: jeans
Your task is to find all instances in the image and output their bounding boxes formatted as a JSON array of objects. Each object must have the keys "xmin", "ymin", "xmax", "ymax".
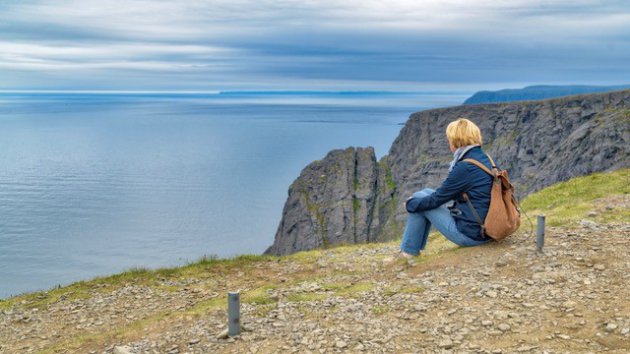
[{"xmin": 400, "ymin": 188, "xmax": 490, "ymax": 255}]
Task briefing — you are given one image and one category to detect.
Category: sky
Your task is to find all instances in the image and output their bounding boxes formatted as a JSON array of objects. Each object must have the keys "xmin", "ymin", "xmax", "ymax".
[{"xmin": 1, "ymin": 0, "xmax": 629, "ymax": 91}]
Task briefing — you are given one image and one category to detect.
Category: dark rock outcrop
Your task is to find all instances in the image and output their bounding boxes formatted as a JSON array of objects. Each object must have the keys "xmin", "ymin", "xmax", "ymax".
[
  {"xmin": 265, "ymin": 147, "xmax": 397, "ymax": 256},
  {"xmin": 267, "ymin": 89, "xmax": 630, "ymax": 255}
]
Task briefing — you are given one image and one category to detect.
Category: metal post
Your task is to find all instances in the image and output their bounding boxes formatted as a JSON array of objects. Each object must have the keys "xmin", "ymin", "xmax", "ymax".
[
  {"xmin": 537, "ymin": 215, "xmax": 545, "ymax": 253},
  {"xmin": 228, "ymin": 292, "xmax": 241, "ymax": 336}
]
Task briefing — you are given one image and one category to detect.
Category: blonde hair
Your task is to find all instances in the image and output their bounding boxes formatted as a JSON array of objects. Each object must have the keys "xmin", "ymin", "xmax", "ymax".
[{"xmin": 445, "ymin": 118, "xmax": 483, "ymax": 148}]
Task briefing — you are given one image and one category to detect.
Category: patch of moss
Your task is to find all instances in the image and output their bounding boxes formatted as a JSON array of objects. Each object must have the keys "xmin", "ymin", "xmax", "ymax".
[
  {"xmin": 1, "ymin": 253, "xmax": 277, "ymax": 310},
  {"xmin": 286, "ymin": 249, "xmax": 321, "ymax": 263},
  {"xmin": 521, "ymin": 169, "xmax": 629, "ymax": 227},
  {"xmin": 1, "ymin": 284, "xmax": 93, "ymax": 310},
  {"xmin": 613, "ymin": 108, "xmax": 630, "ymax": 123},
  {"xmin": 382, "ymin": 286, "xmax": 399, "ymax": 297},
  {"xmin": 321, "ymin": 282, "xmax": 346, "ymax": 292},
  {"xmin": 243, "ymin": 286, "xmax": 277, "ymax": 305},
  {"xmin": 602, "ymin": 107, "xmax": 630, "ymax": 122},
  {"xmin": 383, "ymin": 164, "xmax": 396, "ymax": 191},
  {"xmin": 371, "ymin": 305, "xmax": 390, "ymax": 315},
  {"xmin": 332, "ymin": 282, "xmax": 374, "ymax": 297},
  {"xmin": 251, "ymin": 302, "xmax": 277, "ymax": 317},
  {"xmin": 400, "ymin": 285, "xmax": 425, "ymax": 294}
]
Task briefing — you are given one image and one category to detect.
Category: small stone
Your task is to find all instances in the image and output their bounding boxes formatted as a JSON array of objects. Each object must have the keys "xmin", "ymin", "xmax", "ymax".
[
  {"xmin": 606, "ymin": 322, "xmax": 618, "ymax": 332},
  {"xmin": 438, "ymin": 339, "xmax": 453, "ymax": 349},
  {"xmin": 557, "ymin": 334, "xmax": 571, "ymax": 340},
  {"xmin": 335, "ymin": 340, "xmax": 347, "ymax": 349},
  {"xmin": 486, "ymin": 291, "xmax": 498, "ymax": 298},
  {"xmin": 587, "ymin": 211, "xmax": 598, "ymax": 217},
  {"xmin": 188, "ymin": 338, "xmax": 201, "ymax": 345},
  {"xmin": 621, "ymin": 327, "xmax": 629, "ymax": 335},
  {"xmin": 481, "ymin": 320, "xmax": 493, "ymax": 326},
  {"xmin": 113, "ymin": 346, "xmax": 133, "ymax": 354},
  {"xmin": 605, "ymin": 205, "xmax": 614, "ymax": 211},
  {"xmin": 594, "ymin": 264, "xmax": 605, "ymax": 271},
  {"xmin": 217, "ymin": 329, "xmax": 229, "ymax": 339},
  {"xmin": 498, "ymin": 323, "xmax": 511, "ymax": 332},
  {"xmin": 516, "ymin": 345, "xmax": 539, "ymax": 352}
]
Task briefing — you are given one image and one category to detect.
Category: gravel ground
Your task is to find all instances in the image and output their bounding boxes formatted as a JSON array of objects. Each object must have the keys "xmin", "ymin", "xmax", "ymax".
[{"xmin": 1, "ymin": 222, "xmax": 629, "ymax": 354}]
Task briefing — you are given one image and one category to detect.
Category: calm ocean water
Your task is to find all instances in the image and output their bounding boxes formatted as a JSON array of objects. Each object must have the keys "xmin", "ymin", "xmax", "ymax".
[{"xmin": 0, "ymin": 91, "xmax": 468, "ymax": 298}]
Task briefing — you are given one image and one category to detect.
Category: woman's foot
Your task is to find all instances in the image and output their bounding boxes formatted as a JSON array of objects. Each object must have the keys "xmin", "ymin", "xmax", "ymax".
[
  {"xmin": 398, "ymin": 250, "xmax": 415, "ymax": 259},
  {"xmin": 383, "ymin": 250, "xmax": 418, "ymax": 265}
]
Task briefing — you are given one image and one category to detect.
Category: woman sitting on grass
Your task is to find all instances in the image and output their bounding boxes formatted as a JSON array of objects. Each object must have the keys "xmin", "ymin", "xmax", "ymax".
[{"xmin": 398, "ymin": 118, "xmax": 494, "ymax": 258}]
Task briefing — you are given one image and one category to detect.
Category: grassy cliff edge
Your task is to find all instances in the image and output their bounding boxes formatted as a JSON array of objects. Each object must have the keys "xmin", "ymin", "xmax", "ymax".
[{"xmin": 0, "ymin": 169, "xmax": 628, "ymax": 353}]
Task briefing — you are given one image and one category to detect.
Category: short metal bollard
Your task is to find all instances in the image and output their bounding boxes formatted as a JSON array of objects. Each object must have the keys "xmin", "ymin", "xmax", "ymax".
[
  {"xmin": 228, "ymin": 292, "xmax": 240, "ymax": 336},
  {"xmin": 537, "ymin": 215, "xmax": 545, "ymax": 253}
]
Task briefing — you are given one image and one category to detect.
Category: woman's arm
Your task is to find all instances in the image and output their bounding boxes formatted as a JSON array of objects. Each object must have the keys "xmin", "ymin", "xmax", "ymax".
[{"xmin": 405, "ymin": 163, "xmax": 470, "ymax": 213}]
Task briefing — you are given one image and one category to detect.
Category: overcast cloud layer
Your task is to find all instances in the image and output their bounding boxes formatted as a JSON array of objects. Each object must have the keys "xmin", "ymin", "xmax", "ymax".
[{"xmin": 1, "ymin": 0, "xmax": 629, "ymax": 91}]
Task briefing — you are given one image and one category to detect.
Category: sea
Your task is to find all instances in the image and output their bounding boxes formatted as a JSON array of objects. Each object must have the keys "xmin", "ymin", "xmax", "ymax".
[{"xmin": 0, "ymin": 91, "xmax": 469, "ymax": 298}]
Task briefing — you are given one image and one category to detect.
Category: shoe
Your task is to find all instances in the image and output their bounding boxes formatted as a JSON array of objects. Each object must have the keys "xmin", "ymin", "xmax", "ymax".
[
  {"xmin": 383, "ymin": 250, "xmax": 417, "ymax": 265},
  {"xmin": 398, "ymin": 251, "xmax": 415, "ymax": 259}
]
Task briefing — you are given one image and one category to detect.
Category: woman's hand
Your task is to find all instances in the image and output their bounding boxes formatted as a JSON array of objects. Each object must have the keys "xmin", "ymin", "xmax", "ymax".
[{"xmin": 403, "ymin": 196, "xmax": 413, "ymax": 210}]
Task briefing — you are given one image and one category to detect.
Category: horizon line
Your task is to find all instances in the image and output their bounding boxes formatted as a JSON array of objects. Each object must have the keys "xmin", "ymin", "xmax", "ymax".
[{"xmin": 0, "ymin": 89, "xmax": 472, "ymax": 95}]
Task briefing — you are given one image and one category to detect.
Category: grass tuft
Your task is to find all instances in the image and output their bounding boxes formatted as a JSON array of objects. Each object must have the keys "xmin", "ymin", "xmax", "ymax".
[{"xmin": 520, "ymin": 169, "xmax": 629, "ymax": 226}]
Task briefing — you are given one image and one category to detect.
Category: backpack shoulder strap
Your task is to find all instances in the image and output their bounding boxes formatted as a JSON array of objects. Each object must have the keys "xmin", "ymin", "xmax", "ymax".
[
  {"xmin": 486, "ymin": 154, "xmax": 497, "ymax": 169},
  {"xmin": 462, "ymin": 192, "xmax": 486, "ymax": 238},
  {"xmin": 462, "ymin": 158, "xmax": 495, "ymax": 176}
]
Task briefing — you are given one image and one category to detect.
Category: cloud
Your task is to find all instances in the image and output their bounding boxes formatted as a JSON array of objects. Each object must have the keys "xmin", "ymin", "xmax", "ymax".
[{"xmin": 0, "ymin": 0, "xmax": 629, "ymax": 90}]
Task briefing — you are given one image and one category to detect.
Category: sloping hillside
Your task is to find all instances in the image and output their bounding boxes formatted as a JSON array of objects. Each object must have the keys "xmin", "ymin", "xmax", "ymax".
[{"xmin": 1, "ymin": 170, "xmax": 628, "ymax": 353}]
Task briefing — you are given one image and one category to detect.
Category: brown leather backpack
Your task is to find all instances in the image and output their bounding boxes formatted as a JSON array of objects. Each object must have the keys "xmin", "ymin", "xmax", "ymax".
[{"xmin": 462, "ymin": 155, "xmax": 521, "ymax": 240}]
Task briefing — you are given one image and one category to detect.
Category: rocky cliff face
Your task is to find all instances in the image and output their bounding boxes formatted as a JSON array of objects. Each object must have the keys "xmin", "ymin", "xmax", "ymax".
[
  {"xmin": 264, "ymin": 147, "xmax": 397, "ymax": 256},
  {"xmin": 266, "ymin": 89, "xmax": 630, "ymax": 255}
]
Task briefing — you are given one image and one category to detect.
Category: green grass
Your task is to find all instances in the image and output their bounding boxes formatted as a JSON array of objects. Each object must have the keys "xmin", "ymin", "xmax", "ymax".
[
  {"xmin": 0, "ymin": 253, "xmax": 277, "ymax": 310},
  {"xmin": 379, "ymin": 158, "xmax": 397, "ymax": 191},
  {"xmin": 242, "ymin": 286, "xmax": 278, "ymax": 305},
  {"xmin": 371, "ymin": 305, "xmax": 390, "ymax": 315},
  {"xmin": 520, "ymin": 169, "xmax": 629, "ymax": 227},
  {"xmin": 333, "ymin": 282, "xmax": 373, "ymax": 296}
]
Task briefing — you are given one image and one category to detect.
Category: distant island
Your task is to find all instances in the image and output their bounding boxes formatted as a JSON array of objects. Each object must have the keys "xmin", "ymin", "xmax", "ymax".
[{"xmin": 463, "ymin": 84, "xmax": 630, "ymax": 104}]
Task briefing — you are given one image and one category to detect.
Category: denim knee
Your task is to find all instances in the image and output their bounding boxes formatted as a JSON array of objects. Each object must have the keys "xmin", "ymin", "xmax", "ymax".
[{"xmin": 413, "ymin": 188, "xmax": 435, "ymax": 198}]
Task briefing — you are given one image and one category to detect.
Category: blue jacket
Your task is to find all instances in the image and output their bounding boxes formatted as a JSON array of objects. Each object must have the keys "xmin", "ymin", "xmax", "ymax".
[{"xmin": 405, "ymin": 146, "xmax": 493, "ymax": 241}]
